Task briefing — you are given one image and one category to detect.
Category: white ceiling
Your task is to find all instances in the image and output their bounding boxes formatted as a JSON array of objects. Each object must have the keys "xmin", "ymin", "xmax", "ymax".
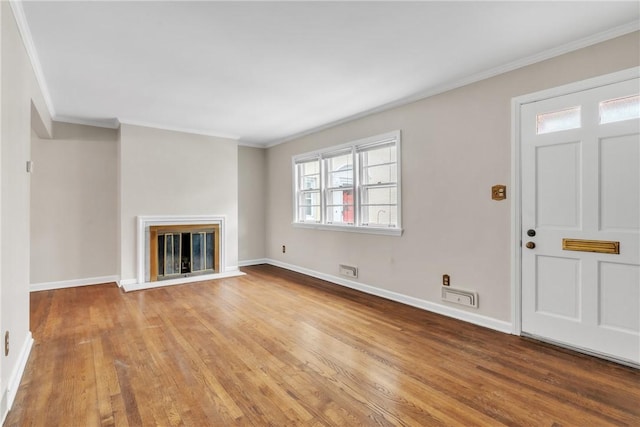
[{"xmin": 18, "ymin": 1, "xmax": 640, "ymax": 146}]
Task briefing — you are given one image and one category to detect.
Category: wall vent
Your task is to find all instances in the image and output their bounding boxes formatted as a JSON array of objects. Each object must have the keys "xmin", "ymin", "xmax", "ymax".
[
  {"xmin": 442, "ymin": 287, "xmax": 478, "ymax": 308},
  {"xmin": 339, "ymin": 264, "xmax": 358, "ymax": 278}
]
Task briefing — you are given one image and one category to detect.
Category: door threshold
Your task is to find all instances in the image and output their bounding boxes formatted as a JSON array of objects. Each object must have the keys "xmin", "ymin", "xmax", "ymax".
[{"xmin": 521, "ymin": 332, "xmax": 639, "ymax": 369}]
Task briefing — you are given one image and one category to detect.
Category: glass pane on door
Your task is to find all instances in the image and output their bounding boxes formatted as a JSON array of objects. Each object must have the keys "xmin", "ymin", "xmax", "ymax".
[
  {"xmin": 164, "ymin": 233, "xmax": 181, "ymax": 275},
  {"xmin": 536, "ymin": 106, "xmax": 581, "ymax": 134},
  {"xmin": 157, "ymin": 234, "xmax": 165, "ymax": 276},
  {"xmin": 600, "ymin": 94, "xmax": 640, "ymax": 124},
  {"xmin": 192, "ymin": 233, "xmax": 204, "ymax": 271},
  {"xmin": 206, "ymin": 232, "xmax": 214, "ymax": 270}
]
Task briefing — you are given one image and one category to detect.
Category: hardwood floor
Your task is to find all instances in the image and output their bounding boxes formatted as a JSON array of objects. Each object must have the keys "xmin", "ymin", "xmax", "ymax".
[{"xmin": 5, "ymin": 265, "xmax": 639, "ymax": 426}]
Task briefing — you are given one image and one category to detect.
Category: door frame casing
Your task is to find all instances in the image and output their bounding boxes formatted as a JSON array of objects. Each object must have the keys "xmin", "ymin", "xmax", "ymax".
[{"xmin": 510, "ymin": 66, "xmax": 640, "ymax": 335}]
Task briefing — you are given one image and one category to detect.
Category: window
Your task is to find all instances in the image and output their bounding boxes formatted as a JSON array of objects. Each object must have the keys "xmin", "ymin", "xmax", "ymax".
[
  {"xmin": 535, "ymin": 93, "xmax": 640, "ymax": 133},
  {"xmin": 599, "ymin": 94, "xmax": 639, "ymax": 124},
  {"xmin": 359, "ymin": 142, "xmax": 397, "ymax": 227},
  {"xmin": 325, "ymin": 150, "xmax": 354, "ymax": 225},
  {"xmin": 295, "ymin": 159, "xmax": 321, "ymax": 223},
  {"xmin": 293, "ymin": 131, "xmax": 401, "ymax": 235},
  {"xmin": 536, "ymin": 106, "xmax": 581, "ymax": 134}
]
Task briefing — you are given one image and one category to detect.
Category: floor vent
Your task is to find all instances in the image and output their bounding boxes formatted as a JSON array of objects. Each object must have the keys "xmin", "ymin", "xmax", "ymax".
[{"xmin": 442, "ymin": 287, "xmax": 478, "ymax": 308}]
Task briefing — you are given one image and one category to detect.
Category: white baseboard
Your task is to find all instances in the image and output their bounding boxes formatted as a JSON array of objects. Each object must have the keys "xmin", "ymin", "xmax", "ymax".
[
  {"xmin": 118, "ymin": 278, "xmax": 136, "ymax": 288},
  {"xmin": 238, "ymin": 258, "xmax": 268, "ymax": 267},
  {"xmin": 122, "ymin": 269, "xmax": 245, "ymax": 292},
  {"xmin": 1, "ymin": 332, "xmax": 34, "ymax": 424},
  {"xmin": 30, "ymin": 275, "xmax": 119, "ymax": 292},
  {"xmin": 263, "ymin": 259, "xmax": 512, "ymax": 334}
]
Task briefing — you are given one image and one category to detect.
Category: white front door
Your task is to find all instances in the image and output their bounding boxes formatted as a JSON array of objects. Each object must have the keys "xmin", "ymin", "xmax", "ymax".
[{"xmin": 520, "ymin": 76, "xmax": 639, "ymax": 366}]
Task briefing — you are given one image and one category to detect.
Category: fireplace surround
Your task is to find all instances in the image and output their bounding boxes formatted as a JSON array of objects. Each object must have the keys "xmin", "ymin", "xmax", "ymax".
[{"xmin": 126, "ymin": 215, "xmax": 242, "ymax": 292}]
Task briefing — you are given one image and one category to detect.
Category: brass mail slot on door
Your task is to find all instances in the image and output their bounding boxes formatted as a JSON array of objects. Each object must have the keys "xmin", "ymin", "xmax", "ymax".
[{"xmin": 562, "ymin": 238, "xmax": 620, "ymax": 254}]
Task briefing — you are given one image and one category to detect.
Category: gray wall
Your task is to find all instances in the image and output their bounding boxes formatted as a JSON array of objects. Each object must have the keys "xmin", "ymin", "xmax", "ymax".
[
  {"xmin": 264, "ymin": 32, "xmax": 640, "ymax": 324},
  {"xmin": 1, "ymin": 1, "xmax": 52, "ymax": 418},
  {"xmin": 30, "ymin": 122, "xmax": 118, "ymax": 285},
  {"xmin": 118, "ymin": 123, "xmax": 239, "ymax": 282},
  {"xmin": 238, "ymin": 146, "xmax": 266, "ymax": 263}
]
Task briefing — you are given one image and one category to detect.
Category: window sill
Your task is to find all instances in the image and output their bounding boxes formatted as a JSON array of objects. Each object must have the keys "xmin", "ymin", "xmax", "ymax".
[{"xmin": 292, "ymin": 222, "xmax": 403, "ymax": 236}]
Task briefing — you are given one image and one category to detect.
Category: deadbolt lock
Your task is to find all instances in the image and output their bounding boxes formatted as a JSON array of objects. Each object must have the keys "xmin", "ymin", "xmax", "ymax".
[{"xmin": 527, "ymin": 229, "xmax": 536, "ymax": 237}]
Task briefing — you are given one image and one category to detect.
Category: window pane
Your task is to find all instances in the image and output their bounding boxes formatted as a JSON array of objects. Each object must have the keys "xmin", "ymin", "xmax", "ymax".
[
  {"xmin": 360, "ymin": 144, "xmax": 396, "ymax": 166},
  {"xmin": 363, "ymin": 163, "xmax": 396, "ymax": 185},
  {"xmin": 361, "ymin": 205, "xmax": 398, "ymax": 227},
  {"xmin": 299, "ymin": 160, "xmax": 319, "ymax": 175},
  {"xmin": 361, "ymin": 144, "xmax": 396, "ymax": 165},
  {"xmin": 536, "ymin": 106, "xmax": 581, "ymax": 134},
  {"xmin": 600, "ymin": 94, "xmax": 639, "ymax": 124},
  {"xmin": 326, "ymin": 153, "xmax": 353, "ymax": 188},
  {"xmin": 326, "ymin": 153, "xmax": 351, "ymax": 169},
  {"xmin": 302, "ymin": 175, "xmax": 319, "ymax": 190},
  {"xmin": 328, "ymin": 168, "xmax": 353, "ymax": 188},
  {"xmin": 298, "ymin": 191, "xmax": 320, "ymax": 206},
  {"xmin": 362, "ymin": 186, "xmax": 397, "ymax": 205},
  {"xmin": 326, "ymin": 189, "xmax": 354, "ymax": 224},
  {"xmin": 298, "ymin": 206, "xmax": 320, "ymax": 222},
  {"xmin": 297, "ymin": 160, "xmax": 320, "ymax": 190},
  {"xmin": 327, "ymin": 205, "xmax": 354, "ymax": 224}
]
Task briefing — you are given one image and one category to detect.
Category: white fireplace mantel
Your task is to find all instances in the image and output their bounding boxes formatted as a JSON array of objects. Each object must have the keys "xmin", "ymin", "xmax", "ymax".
[{"xmin": 124, "ymin": 215, "xmax": 243, "ymax": 292}]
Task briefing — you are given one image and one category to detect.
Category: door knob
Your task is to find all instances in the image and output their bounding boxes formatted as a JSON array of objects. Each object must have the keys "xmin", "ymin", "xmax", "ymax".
[
  {"xmin": 525, "ymin": 242, "xmax": 536, "ymax": 249},
  {"xmin": 527, "ymin": 229, "xmax": 536, "ymax": 237}
]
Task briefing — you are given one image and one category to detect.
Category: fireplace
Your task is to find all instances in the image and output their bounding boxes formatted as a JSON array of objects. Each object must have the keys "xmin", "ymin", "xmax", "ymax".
[
  {"xmin": 150, "ymin": 224, "xmax": 220, "ymax": 281},
  {"xmin": 134, "ymin": 215, "xmax": 232, "ymax": 290}
]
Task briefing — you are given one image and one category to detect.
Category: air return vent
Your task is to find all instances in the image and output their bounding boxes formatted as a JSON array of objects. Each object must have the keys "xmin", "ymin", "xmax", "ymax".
[
  {"xmin": 442, "ymin": 287, "xmax": 478, "ymax": 308},
  {"xmin": 339, "ymin": 264, "xmax": 358, "ymax": 278}
]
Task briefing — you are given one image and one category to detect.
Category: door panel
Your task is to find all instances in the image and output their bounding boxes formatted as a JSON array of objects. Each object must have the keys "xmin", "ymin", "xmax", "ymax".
[
  {"xmin": 536, "ymin": 256, "xmax": 581, "ymax": 319},
  {"xmin": 599, "ymin": 262, "xmax": 640, "ymax": 333},
  {"xmin": 535, "ymin": 142, "xmax": 581, "ymax": 228},
  {"xmin": 599, "ymin": 134, "xmax": 639, "ymax": 231},
  {"xmin": 521, "ymin": 76, "xmax": 639, "ymax": 365}
]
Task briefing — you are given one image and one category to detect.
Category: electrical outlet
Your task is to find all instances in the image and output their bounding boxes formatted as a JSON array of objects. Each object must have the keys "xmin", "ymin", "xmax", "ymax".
[
  {"xmin": 4, "ymin": 331, "xmax": 9, "ymax": 356},
  {"xmin": 442, "ymin": 274, "xmax": 450, "ymax": 286},
  {"xmin": 282, "ymin": 245, "xmax": 286, "ymax": 253}
]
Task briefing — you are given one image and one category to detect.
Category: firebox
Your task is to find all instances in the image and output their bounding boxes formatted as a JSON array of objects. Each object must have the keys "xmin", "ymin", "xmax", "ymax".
[{"xmin": 149, "ymin": 224, "xmax": 220, "ymax": 281}]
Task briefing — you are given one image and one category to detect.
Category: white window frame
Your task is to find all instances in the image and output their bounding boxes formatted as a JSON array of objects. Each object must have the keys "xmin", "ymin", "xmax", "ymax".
[
  {"xmin": 292, "ymin": 130, "xmax": 402, "ymax": 236},
  {"xmin": 294, "ymin": 158, "xmax": 322, "ymax": 224},
  {"xmin": 324, "ymin": 148, "xmax": 355, "ymax": 226}
]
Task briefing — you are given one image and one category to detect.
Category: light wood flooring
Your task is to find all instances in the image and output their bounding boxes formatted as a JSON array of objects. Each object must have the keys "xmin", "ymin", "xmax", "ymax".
[{"xmin": 5, "ymin": 265, "xmax": 640, "ymax": 426}]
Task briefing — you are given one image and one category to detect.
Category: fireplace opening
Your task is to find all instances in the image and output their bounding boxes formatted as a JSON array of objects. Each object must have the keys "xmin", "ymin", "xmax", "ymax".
[{"xmin": 150, "ymin": 224, "xmax": 219, "ymax": 281}]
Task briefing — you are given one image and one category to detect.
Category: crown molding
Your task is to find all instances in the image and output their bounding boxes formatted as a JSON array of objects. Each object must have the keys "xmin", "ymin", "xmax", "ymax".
[
  {"xmin": 9, "ymin": 1, "xmax": 638, "ymax": 148},
  {"xmin": 264, "ymin": 20, "xmax": 640, "ymax": 148},
  {"xmin": 117, "ymin": 119, "xmax": 240, "ymax": 141},
  {"xmin": 237, "ymin": 141, "xmax": 267, "ymax": 148},
  {"xmin": 53, "ymin": 115, "xmax": 120, "ymax": 130},
  {"xmin": 9, "ymin": 0, "xmax": 56, "ymax": 118}
]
